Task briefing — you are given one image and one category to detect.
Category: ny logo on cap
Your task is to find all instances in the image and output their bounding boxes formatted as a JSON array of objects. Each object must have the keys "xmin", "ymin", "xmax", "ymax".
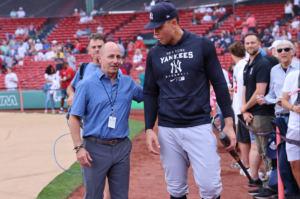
[
  {"xmin": 150, "ymin": 12, "xmax": 153, "ymax": 20},
  {"xmin": 166, "ymin": 15, "xmax": 170, "ymax": 18}
]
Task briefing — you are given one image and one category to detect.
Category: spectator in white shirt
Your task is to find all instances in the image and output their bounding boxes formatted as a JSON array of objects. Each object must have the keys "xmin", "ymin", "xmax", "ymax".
[
  {"xmin": 282, "ymin": 70, "xmax": 300, "ymax": 188},
  {"xmin": 17, "ymin": 7, "xmax": 26, "ymax": 18},
  {"xmin": 150, "ymin": 0, "xmax": 155, "ymax": 6},
  {"xmin": 199, "ymin": 6, "xmax": 206, "ymax": 13},
  {"xmin": 206, "ymin": 7, "xmax": 213, "ymax": 13},
  {"xmin": 34, "ymin": 51, "xmax": 45, "ymax": 61},
  {"xmin": 45, "ymin": 47, "xmax": 55, "ymax": 60},
  {"xmin": 90, "ymin": 8, "xmax": 97, "ymax": 16},
  {"xmin": 291, "ymin": 16, "xmax": 299, "ymax": 29},
  {"xmin": 15, "ymin": 26, "xmax": 24, "ymax": 36},
  {"xmin": 79, "ymin": 15, "xmax": 88, "ymax": 23},
  {"xmin": 17, "ymin": 43, "xmax": 27, "ymax": 59},
  {"xmin": 202, "ymin": 13, "xmax": 212, "ymax": 22},
  {"xmin": 133, "ymin": 49, "xmax": 143, "ymax": 63},
  {"xmin": 34, "ymin": 39, "xmax": 43, "ymax": 51},
  {"xmin": 5, "ymin": 68, "xmax": 18, "ymax": 91},
  {"xmin": 96, "ymin": 23, "xmax": 103, "ymax": 33},
  {"xmin": 285, "ymin": 0, "xmax": 293, "ymax": 22},
  {"xmin": 79, "ymin": 9, "xmax": 86, "ymax": 17}
]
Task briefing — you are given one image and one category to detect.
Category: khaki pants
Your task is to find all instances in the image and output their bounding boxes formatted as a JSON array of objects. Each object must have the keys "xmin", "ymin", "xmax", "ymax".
[{"xmin": 249, "ymin": 115, "xmax": 275, "ymax": 188}]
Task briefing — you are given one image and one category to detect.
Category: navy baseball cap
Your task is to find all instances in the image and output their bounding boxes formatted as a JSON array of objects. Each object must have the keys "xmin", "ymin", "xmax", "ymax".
[{"xmin": 144, "ymin": 1, "xmax": 178, "ymax": 29}]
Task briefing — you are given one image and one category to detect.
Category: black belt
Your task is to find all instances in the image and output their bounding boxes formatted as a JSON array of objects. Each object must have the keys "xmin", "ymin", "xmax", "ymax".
[
  {"xmin": 84, "ymin": 136, "xmax": 126, "ymax": 146},
  {"xmin": 276, "ymin": 113, "xmax": 290, "ymax": 117}
]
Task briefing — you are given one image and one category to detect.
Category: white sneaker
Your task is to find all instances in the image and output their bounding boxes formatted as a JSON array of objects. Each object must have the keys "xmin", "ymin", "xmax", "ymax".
[
  {"xmin": 258, "ymin": 170, "xmax": 265, "ymax": 180},
  {"xmin": 51, "ymin": 109, "xmax": 56, "ymax": 114},
  {"xmin": 44, "ymin": 110, "xmax": 48, "ymax": 113},
  {"xmin": 59, "ymin": 110, "xmax": 63, "ymax": 114},
  {"xmin": 240, "ymin": 167, "xmax": 250, "ymax": 177},
  {"xmin": 241, "ymin": 168, "xmax": 265, "ymax": 180}
]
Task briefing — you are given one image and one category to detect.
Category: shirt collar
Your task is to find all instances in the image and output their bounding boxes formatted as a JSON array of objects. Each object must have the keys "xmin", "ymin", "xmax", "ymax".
[
  {"xmin": 277, "ymin": 59, "xmax": 298, "ymax": 69},
  {"xmin": 96, "ymin": 68, "xmax": 122, "ymax": 80},
  {"xmin": 248, "ymin": 52, "xmax": 262, "ymax": 66}
]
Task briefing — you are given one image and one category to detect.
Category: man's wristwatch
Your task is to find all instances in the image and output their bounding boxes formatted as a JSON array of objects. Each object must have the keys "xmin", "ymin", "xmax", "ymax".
[{"xmin": 73, "ymin": 144, "xmax": 84, "ymax": 153}]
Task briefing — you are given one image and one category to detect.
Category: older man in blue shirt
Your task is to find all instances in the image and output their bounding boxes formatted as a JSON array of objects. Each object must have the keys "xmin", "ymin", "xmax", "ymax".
[
  {"xmin": 69, "ymin": 42, "xmax": 143, "ymax": 199},
  {"xmin": 257, "ymin": 40, "xmax": 299, "ymax": 124}
]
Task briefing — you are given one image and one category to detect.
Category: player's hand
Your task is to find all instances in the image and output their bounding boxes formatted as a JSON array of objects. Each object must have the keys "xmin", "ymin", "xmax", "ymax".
[
  {"xmin": 67, "ymin": 94, "xmax": 74, "ymax": 107},
  {"xmin": 276, "ymin": 101, "xmax": 282, "ymax": 106},
  {"xmin": 145, "ymin": 129, "xmax": 160, "ymax": 155},
  {"xmin": 243, "ymin": 112, "xmax": 254, "ymax": 123},
  {"xmin": 223, "ymin": 120, "xmax": 236, "ymax": 151},
  {"xmin": 76, "ymin": 148, "xmax": 92, "ymax": 167},
  {"xmin": 256, "ymin": 95, "xmax": 267, "ymax": 105}
]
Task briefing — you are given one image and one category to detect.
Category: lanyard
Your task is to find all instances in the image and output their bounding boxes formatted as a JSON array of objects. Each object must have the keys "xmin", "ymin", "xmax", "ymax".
[{"xmin": 100, "ymin": 79, "xmax": 118, "ymax": 116}]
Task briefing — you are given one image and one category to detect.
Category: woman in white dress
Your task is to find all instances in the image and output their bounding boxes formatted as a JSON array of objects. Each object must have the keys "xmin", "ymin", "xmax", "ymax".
[{"xmin": 44, "ymin": 65, "xmax": 58, "ymax": 114}]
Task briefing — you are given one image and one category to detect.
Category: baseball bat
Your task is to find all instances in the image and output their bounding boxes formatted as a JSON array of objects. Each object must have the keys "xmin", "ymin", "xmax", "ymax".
[{"xmin": 218, "ymin": 132, "xmax": 254, "ymax": 184}]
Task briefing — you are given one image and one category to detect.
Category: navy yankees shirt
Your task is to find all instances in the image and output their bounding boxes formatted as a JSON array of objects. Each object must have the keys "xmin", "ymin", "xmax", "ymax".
[{"xmin": 144, "ymin": 29, "xmax": 233, "ymax": 129}]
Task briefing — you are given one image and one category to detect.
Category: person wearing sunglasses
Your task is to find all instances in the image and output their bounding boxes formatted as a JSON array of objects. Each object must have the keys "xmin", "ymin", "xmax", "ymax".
[{"xmin": 257, "ymin": 40, "xmax": 299, "ymax": 125}]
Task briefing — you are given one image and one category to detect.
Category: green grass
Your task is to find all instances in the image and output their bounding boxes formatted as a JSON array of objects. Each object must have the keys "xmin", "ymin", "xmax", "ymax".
[{"xmin": 36, "ymin": 119, "xmax": 145, "ymax": 199}]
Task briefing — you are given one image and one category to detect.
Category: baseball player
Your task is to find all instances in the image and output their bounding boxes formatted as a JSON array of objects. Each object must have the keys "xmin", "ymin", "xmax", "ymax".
[{"xmin": 143, "ymin": 2, "xmax": 236, "ymax": 199}]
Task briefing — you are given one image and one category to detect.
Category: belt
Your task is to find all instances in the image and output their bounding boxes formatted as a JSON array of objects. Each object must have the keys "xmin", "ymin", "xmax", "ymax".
[
  {"xmin": 276, "ymin": 113, "xmax": 290, "ymax": 117},
  {"xmin": 84, "ymin": 136, "xmax": 126, "ymax": 146}
]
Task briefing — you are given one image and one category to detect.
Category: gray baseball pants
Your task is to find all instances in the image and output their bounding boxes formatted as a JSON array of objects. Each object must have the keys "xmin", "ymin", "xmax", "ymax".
[{"xmin": 158, "ymin": 124, "xmax": 222, "ymax": 199}]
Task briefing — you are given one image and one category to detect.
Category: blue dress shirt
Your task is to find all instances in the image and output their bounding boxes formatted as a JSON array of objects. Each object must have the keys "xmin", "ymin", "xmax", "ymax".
[{"xmin": 70, "ymin": 68, "xmax": 143, "ymax": 139}]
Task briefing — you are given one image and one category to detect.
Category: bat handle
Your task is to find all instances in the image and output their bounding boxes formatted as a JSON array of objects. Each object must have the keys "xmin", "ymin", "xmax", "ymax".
[{"xmin": 218, "ymin": 132, "xmax": 231, "ymax": 148}]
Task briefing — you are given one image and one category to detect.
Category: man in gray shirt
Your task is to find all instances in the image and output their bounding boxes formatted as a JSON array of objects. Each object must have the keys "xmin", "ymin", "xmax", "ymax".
[
  {"xmin": 66, "ymin": 51, "xmax": 76, "ymax": 71},
  {"xmin": 257, "ymin": 40, "xmax": 299, "ymax": 124},
  {"xmin": 5, "ymin": 54, "xmax": 13, "ymax": 69}
]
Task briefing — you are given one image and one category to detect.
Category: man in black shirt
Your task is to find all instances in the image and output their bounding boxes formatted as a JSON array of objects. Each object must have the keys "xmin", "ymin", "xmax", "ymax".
[{"xmin": 240, "ymin": 33, "xmax": 277, "ymax": 198}]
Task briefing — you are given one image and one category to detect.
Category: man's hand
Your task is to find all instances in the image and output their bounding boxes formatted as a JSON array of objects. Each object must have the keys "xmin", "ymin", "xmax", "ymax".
[
  {"xmin": 243, "ymin": 112, "xmax": 254, "ymax": 123},
  {"xmin": 276, "ymin": 101, "xmax": 282, "ymax": 106},
  {"xmin": 67, "ymin": 94, "xmax": 74, "ymax": 107},
  {"xmin": 145, "ymin": 129, "xmax": 160, "ymax": 155},
  {"xmin": 223, "ymin": 118, "xmax": 236, "ymax": 151},
  {"xmin": 256, "ymin": 95, "xmax": 267, "ymax": 105},
  {"xmin": 76, "ymin": 148, "xmax": 92, "ymax": 167},
  {"xmin": 240, "ymin": 104, "xmax": 247, "ymax": 114}
]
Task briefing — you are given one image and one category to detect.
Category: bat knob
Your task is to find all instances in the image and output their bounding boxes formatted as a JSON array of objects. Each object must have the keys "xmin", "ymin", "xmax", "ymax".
[{"xmin": 218, "ymin": 132, "xmax": 231, "ymax": 148}]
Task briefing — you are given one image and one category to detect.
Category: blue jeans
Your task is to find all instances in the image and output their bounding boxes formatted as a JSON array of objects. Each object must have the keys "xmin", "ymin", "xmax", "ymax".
[
  {"xmin": 276, "ymin": 115, "xmax": 289, "ymax": 125},
  {"xmin": 72, "ymin": 49, "xmax": 80, "ymax": 54},
  {"xmin": 45, "ymin": 89, "xmax": 55, "ymax": 109},
  {"xmin": 249, "ymin": 131, "xmax": 256, "ymax": 143}
]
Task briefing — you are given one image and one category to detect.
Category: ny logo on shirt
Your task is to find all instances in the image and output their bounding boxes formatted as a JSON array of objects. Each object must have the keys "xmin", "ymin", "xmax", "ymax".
[{"xmin": 170, "ymin": 60, "xmax": 182, "ymax": 74}]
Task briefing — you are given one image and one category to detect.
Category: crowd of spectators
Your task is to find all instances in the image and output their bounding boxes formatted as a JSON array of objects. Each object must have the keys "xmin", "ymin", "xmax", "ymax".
[
  {"xmin": 207, "ymin": 8, "xmax": 300, "ymax": 56},
  {"xmin": 212, "ymin": 33, "xmax": 300, "ymax": 198},
  {"xmin": 0, "ymin": 34, "xmax": 81, "ymax": 74}
]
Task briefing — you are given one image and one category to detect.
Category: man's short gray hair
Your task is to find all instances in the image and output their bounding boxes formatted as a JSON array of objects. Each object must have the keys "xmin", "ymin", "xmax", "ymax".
[{"xmin": 276, "ymin": 40, "xmax": 295, "ymax": 55}]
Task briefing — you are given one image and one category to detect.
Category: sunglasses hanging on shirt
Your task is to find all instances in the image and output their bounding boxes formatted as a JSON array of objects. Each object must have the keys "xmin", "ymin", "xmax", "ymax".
[{"xmin": 277, "ymin": 48, "xmax": 291, "ymax": 53}]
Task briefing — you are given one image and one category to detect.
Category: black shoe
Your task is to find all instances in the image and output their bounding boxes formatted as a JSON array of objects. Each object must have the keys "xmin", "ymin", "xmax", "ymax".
[
  {"xmin": 248, "ymin": 178, "xmax": 263, "ymax": 187},
  {"xmin": 248, "ymin": 186, "xmax": 264, "ymax": 196},
  {"xmin": 272, "ymin": 193, "xmax": 300, "ymax": 199},
  {"xmin": 253, "ymin": 188, "xmax": 277, "ymax": 199}
]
